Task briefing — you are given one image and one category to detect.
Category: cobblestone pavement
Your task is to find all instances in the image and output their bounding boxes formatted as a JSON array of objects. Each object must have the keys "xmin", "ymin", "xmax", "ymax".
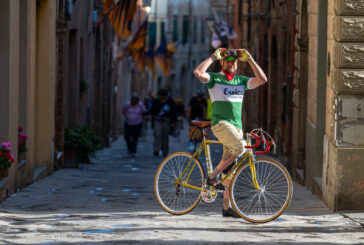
[{"xmin": 0, "ymin": 126, "xmax": 363, "ymax": 244}]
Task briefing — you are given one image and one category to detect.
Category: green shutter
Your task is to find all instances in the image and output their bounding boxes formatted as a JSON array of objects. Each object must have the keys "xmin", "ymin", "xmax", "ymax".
[
  {"xmin": 182, "ymin": 15, "xmax": 189, "ymax": 44},
  {"xmin": 173, "ymin": 16, "xmax": 179, "ymax": 42},
  {"xmin": 201, "ymin": 19, "xmax": 205, "ymax": 43},
  {"xmin": 160, "ymin": 22, "xmax": 165, "ymax": 40},
  {"xmin": 148, "ymin": 22, "xmax": 156, "ymax": 46}
]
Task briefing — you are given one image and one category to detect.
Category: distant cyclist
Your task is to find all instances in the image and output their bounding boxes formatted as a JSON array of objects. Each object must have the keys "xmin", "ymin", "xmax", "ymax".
[{"xmin": 193, "ymin": 48, "xmax": 267, "ymax": 217}]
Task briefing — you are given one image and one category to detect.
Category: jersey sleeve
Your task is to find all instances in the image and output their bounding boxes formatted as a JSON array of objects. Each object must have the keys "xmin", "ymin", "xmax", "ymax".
[
  {"xmin": 238, "ymin": 75, "xmax": 252, "ymax": 90},
  {"xmin": 206, "ymin": 72, "xmax": 216, "ymax": 89}
]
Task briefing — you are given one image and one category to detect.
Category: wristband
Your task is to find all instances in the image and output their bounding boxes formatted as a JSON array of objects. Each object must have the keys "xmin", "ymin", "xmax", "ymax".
[{"xmin": 211, "ymin": 55, "xmax": 217, "ymax": 62}]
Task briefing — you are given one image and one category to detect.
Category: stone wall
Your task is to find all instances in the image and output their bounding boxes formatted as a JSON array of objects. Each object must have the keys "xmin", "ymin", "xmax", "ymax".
[{"xmin": 323, "ymin": 0, "xmax": 364, "ymax": 210}]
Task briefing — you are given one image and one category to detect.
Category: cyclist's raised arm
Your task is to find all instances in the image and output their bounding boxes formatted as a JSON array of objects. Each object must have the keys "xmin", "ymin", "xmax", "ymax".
[
  {"xmin": 193, "ymin": 57, "xmax": 213, "ymax": 83},
  {"xmin": 247, "ymin": 58, "xmax": 267, "ymax": 89},
  {"xmin": 194, "ymin": 48, "xmax": 227, "ymax": 83},
  {"xmin": 236, "ymin": 49, "xmax": 267, "ymax": 89}
]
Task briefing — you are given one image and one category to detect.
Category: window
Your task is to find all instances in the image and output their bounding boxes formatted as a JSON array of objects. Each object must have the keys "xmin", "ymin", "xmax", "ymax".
[
  {"xmin": 193, "ymin": 17, "xmax": 197, "ymax": 43},
  {"xmin": 201, "ymin": 19, "xmax": 205, "ymax": 43},
  {"xmin": 173, "ymin": 16, "xmax": 179, "ymax": 42},
  {"xmin": 160, "ymin": 22, "xmax": 165, "ymax": 41},
  {"xmin": 148, "ymin": 22, "xmax": 157, "ymax": 47}
]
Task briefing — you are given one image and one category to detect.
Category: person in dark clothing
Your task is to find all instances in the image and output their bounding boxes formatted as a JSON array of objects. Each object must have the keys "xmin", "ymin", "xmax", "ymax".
[
  {"xmin": 187, "ymin": 92, "xmax": 207, "ymax": 123},
  {"xmin": 150, "ymin": 89, "xmax": 177, "ymax": 157},
  {"xmin": 187, "ymin": 92, "xmax": 207, "ymax": 150}
]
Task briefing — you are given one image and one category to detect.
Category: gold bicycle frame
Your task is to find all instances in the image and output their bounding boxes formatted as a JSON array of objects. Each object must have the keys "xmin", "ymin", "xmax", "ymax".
[{"xmin": 175, "ymin": 127, "xmax": 261, "ymax": 192}]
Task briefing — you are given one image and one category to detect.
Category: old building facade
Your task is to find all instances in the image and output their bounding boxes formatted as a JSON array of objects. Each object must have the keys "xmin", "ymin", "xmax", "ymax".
[
  {"xmin": 0, "ymin": 0, "xmax": 57, "ymax": 199},
  {"xmin": 0, "ymin": 0, "xmax": 122, "ymax": 201},
  {"xmin": 292, "ymin": 0, "xmax": 364, "ymax": 210}
]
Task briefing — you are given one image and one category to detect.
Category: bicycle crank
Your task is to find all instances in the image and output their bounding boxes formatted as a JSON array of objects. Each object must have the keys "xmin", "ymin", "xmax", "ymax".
[{"xmin": 200, "ymin": 184, "xmax": 218, "ymax": 203}]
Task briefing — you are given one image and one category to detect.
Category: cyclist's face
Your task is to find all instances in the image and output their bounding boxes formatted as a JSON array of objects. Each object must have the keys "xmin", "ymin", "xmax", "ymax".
[{"xmin": 221, "ymin": 59, "xmax": 238, "ymax": 73}]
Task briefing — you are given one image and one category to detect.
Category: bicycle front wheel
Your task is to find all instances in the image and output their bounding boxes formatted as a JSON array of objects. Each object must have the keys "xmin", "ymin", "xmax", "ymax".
[
  {"xmin": 154, "ymin": 152, "xmax": 205, "ymax": 215},
  {"xmin": 230, "ymin": 158, "xmax": 293, "ymax": 223}
]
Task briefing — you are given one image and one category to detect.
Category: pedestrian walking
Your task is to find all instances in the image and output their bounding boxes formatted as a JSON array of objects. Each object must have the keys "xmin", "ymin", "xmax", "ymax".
[
  {"xmin": 150, "ymin": 89, "xmax": 177, "ymax": 157},
  {"xmin": 121, "ymin": 93, "xmax": 147, "ymax": 157}
]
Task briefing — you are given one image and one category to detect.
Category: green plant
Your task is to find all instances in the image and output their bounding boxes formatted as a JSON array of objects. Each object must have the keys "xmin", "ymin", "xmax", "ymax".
[{"xmin": 65, "ymin": 126, "xmax": 101, "ymax": 158}]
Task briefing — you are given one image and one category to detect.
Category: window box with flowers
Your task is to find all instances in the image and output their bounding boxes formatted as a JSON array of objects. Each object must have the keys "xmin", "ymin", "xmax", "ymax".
[
  {"xmin": 0, "ymin": 142, "xmax": 15, "ymax": 179},
  {"xmin": 18, "ymin": 127, "xmax": 28, "ymax": 162}
]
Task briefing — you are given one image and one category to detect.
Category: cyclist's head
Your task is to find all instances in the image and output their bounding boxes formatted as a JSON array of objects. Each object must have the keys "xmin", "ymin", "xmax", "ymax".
[
  {"xmin": 220, "ymin": 48, "xmax": 238, "ymax": 73},
  {"xmin": 220, "ymin": 59, "xmax": 238, "ymax": 74}
]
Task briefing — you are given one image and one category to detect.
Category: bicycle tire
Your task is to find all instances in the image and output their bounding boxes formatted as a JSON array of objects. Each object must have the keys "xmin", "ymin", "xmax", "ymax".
[
  {"xmin": 230, "ymin": 158, "xmax": 293, "ymax": 223},
  {"xmin": 154, "ymin": 152, "xmax": 205, "ymax": 215}
]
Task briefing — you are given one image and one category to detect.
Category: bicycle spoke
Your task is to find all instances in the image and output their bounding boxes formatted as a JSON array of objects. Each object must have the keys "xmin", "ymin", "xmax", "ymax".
[
  {"xmin": 155, "ymin": 153, "xmax": 204, "ymax": 215},
  {"xmin": 231, "ymin": 159, "xmax": 292, "ymax": 223}
]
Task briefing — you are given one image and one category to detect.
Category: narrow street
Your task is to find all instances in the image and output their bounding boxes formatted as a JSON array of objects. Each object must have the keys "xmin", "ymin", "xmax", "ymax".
[{"xmin": 0, "ymin": 127, "xmax": 362, "ymax": 244}]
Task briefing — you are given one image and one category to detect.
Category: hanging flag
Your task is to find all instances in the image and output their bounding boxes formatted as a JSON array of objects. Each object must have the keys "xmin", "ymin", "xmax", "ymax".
[
  {"xmin": 210, "ymin": 28, "xmax": 222, "ymax": 49},
  {"xmin": 133, "ymin": 50, "xmax": 146, "ymax": 73},
  {"xmin": 119, "ymin": 21, "xmax": 148, "ymax": 73},
  {"xmin": 166, "ymin": 40, "xmax": 181, "ymax": 53},
  {"xmin": 125, "ymin": 21, "xmax": 147, "ymax": 51},
  {"xmin": 155, "ymin": 38, "xmax": 170, "ymax": 75},
  {"xmin": 145, "ymin": 45, "xmax": 156, "ymax": 79},
  {"xmin": 211, "ymin": 8, "xmax": 237, "ymax": 40},
  {"xmin": 103, "ymin": 0, "xmax": 137, "ymax": 40}
]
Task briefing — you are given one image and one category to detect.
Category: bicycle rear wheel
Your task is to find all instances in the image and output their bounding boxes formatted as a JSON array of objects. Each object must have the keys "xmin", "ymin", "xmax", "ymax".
[
  {"xmin": 154, "ymin": 152, "xmax": 205, "ymax": 215},
  {"xmin": 230, "ymin": 158, "xmax": 293, "ymax": 223}
]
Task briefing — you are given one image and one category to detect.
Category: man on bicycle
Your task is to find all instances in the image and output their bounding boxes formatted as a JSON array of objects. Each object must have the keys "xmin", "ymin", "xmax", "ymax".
[{"xmin": 193, "ymin": 48, "xmax": 267, "ymax": 217}]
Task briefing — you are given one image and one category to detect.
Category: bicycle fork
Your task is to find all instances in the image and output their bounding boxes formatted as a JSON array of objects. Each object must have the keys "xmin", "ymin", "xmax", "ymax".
[{"xmin": 249, "ymin": 158, "xmax": 261, "ymax": 191}]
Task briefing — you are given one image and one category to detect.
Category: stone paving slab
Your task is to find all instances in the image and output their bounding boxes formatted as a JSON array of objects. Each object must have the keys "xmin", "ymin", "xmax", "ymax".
[{"xmin": 0, "ymin": 126, "xmax": 362, "ymax": 244}]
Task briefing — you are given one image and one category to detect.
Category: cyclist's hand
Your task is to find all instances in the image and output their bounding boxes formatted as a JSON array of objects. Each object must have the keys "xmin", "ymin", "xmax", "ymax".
[
  {"xmin": 212, "ymin": 48, "xmax": 227, "ymax": 61},
  {"xmin": 236, "ymin": 49, "xmax": 252, "ymax": 62}
]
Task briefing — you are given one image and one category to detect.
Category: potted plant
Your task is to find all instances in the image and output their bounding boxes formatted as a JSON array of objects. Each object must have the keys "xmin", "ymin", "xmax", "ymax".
[
  {"xmin": 18, "ymin": 127, "xmax": 28, "ymax": 161},
  {"xmin": 64, "ymin": 126, "xmax": 101, "ymax": 164},
  {"xmin": 0, "ymin": 142, "xmax": 14, "ymax": 179}
]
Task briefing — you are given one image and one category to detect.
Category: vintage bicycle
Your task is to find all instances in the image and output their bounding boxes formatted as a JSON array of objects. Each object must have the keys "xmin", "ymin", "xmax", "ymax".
[{"xmin": 154, "ymin": 121, "xmax": 293, "ymax": 223}]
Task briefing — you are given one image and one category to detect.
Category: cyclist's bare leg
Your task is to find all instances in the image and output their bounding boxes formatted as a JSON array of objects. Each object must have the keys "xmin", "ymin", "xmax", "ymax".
[
  {"xmin": 222, "ymin": 179, "xmax": 231, "ymax": 209},
  {"xmin": 210, "ymin": 154, "xmax": 237, "ymax": 179}
]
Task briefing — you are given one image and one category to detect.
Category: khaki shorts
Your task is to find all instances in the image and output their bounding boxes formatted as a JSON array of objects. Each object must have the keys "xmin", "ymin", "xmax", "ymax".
[{"xmin": 211, "ymin": 121, "xmax": 246, "ymax": 181}]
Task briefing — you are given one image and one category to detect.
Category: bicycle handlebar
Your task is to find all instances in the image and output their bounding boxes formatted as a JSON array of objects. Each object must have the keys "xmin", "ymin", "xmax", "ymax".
[
  {"xmin": 244, "ymin": 130, "xmax": 274, "ymax": 155},
  {"xmin": 255, "ymin": 139, "xmax": 270, "ymax": 155},
  {"xmin": 244, "ymin": 133, "xmax": 261, "ymax": 149}
]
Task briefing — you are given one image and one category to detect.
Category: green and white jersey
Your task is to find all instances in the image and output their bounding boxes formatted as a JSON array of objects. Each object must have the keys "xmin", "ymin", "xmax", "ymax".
[{"xmin": 204, "ymin": 72, "xmax": 252, "ymax": 129}]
